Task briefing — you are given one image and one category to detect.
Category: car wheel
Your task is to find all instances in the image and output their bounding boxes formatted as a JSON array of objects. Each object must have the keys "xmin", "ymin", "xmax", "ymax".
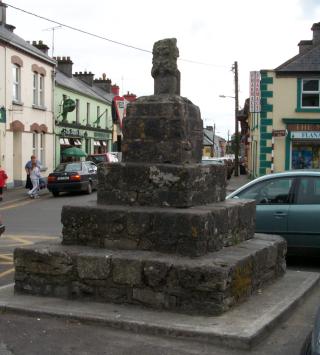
[
  {"xmin": 52, "ymin": 191, "xmax": 60, "ymax": 197},
  {"xmin": 86, "ymin": 182, "xmax": 92, "ymax": 194}
]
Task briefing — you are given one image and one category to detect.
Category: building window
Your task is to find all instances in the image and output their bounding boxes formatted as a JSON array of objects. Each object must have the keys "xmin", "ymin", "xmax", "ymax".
[
  {"xmin": 12, "ymin": 64, "xmax": 21, "ymax": 102},
  {"xmin": 86, "ymin": 102, "xmax": 90, "ymax": 125},
  {"xmin": 39, "ymin": 75, "xmax": 45, "ymax": 106},
  {"xmin": 33, "ymin": 73, "xmax": 39, "ymax": 105},
  {"xmin": 32, "ymin": 132, "xmax": 38, "ymax": 157},
  {"xmin": 97, "ymin": 106, "xmax": 100, "ymax": 119},
  {"xmin": 40, "ymin": 133, "xmax": 45, "ymax": 166},
  {"xmin": 76, "ymin": 99, "xmax": 80, "ymax": 124},
  {"xmin": 301, "ymin": 79, "xmax": 320, "ymax": 108}
]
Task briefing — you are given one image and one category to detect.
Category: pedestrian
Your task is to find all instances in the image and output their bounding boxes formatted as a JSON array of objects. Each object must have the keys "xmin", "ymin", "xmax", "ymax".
[
  {"xmin": 0, "ymin": 166, "xmax": 8, "ymax": 201},
  {"xmin": 28, "ymin": 161, "xmax": 41, "ymax": 199},
  {"xmin": 25, "ymin": 155, "xmax": 41, "ymax": 190}
]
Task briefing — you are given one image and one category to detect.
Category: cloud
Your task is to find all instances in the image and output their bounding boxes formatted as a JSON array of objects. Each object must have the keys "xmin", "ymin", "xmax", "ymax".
[{"xmin": 299, "ymin": 0, "xmax": 320, "ymax": 18}]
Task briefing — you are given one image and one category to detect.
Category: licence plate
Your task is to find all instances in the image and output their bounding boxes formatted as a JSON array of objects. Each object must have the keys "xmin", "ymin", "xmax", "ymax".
[{"xmin": 57, "ymin": 176, "xmax": 69, "ymax": 181}]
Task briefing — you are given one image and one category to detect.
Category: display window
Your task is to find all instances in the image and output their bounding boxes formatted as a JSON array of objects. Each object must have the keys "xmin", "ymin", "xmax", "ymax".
[{"xmin": 292, "ymin": 142, "xmax": 320, "ymax": 169}]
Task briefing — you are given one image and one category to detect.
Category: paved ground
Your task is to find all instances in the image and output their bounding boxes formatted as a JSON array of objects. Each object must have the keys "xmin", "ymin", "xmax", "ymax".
[{"xmin": 0, "ymin": 173, "xmax": 318, "ymax": 354}]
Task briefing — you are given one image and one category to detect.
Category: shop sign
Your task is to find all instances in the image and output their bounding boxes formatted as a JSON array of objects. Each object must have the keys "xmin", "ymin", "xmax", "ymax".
[
  {"xmin": 94, "ymin": 131, "xmax": 108, "ymax": 140},
  {"xmin": 272, "ymin": 129, "xmax": 286, "ymax": 137},
  {"xmin": 59, "ymin": 127, "xmax": 88, "ymax": 138},
  {"xmin": 249, "ymin": 71, "xmax": 261, "ymax": 113},
  {"xmin": 291, "ymin": 131, "xmax": 320, "ymax": 139}
]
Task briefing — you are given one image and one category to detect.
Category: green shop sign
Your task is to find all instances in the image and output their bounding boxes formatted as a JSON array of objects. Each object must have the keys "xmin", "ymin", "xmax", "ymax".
[
  {"xmin": 0, "ymin": 107, "xmax": 6, "ymax": 123},
  {"xmin": 94, "ymin": 131, "xmax": 108, "ymax": 140}
]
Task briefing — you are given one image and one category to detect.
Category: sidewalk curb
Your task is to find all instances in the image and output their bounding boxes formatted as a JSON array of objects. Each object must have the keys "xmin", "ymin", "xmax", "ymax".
[{"xmin": 0, "ymin": 271, "xmax": 318, "ymax": 350}]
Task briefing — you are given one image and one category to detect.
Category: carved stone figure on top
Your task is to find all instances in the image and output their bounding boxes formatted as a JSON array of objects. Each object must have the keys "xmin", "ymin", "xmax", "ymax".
[{"xmin": 151, "ymin": 38, "xmax": 180, "ymax": 95}]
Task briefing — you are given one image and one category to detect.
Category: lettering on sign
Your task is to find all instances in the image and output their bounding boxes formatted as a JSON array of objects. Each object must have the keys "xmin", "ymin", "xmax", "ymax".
[
  {"xmin": 291, "ymin": 131, "xmax": 320, "ymax": 139},
  {"xmin": 272, "ymin": 130, "xmax": 286, "ymax": 137}
]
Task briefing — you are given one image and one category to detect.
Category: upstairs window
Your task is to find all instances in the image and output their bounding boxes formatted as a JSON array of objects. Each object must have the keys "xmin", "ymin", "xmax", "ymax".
[
  {"xmin": 33, "ymin": 72, "xmax": 39, "ymax": 105},
  {"xmin": 301, "ymin": 79, "xmax": 320, "ymax": 108},
  {"xmin": 12, "ymin": 64, "xmax": 21, "ymax": 102},
  {"xmin": 33, "ymin": 73, "xmax": 45, "ymax": 107}
]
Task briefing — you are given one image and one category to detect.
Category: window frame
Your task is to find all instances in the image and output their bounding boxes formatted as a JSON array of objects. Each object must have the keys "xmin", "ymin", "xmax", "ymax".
[
  {"xmin": 12, "ymin": 64, "xmax": 21, "ymax": 103},
  {"xmin": 297, "ymin": 78, "xmax": 320, "ymax": 112},
  {"xmin": 33, "ymin": 72, "xmax": 39, "ymax": 106}
]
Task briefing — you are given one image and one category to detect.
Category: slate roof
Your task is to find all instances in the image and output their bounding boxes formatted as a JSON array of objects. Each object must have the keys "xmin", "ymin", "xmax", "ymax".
[
  {"xmin": 275, "ymin": 23, "xmax": 320, "ymax": 73},
  {"xmin": 55, "ymin": 70, "xmax": 113, "ymax": 104},
  {"xmin": 0, "ymin": 24, "xmax": 56, "ymax": 65}
]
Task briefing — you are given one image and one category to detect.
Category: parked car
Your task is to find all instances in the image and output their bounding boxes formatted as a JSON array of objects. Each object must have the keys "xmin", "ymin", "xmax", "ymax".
[
  {"xmin": 87, "ymin": 153, "xmax": 118, "ymax": 164},
  {"xmin": 226, "ymin": 170, "xmax": 320, "ymax": 255},
  {"xmin": 300, "ymin": 306, "xmax": 320, "ymax": 354},
  {"xmin": 202, "ymin": 157, "xmax": 233, "ymax": 179},
  {"xmin": 47, "ymin": 161, "xmax": 98, "ymax": 197}
]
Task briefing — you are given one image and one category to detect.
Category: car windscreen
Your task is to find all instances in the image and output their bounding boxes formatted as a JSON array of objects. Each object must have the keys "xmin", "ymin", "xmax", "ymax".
[{"xmin": 55, "ymin": 163, "xmax": 82, "ymax": 172}]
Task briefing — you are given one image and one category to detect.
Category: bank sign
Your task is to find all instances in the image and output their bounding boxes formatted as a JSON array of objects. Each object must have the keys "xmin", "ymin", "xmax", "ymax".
[{"xmin": 291, "ymin": 131, "xmax": 320, "ymax": 139}]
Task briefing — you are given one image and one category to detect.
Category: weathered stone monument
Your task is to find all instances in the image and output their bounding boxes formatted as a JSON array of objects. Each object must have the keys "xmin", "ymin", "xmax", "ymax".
[{"xmin": 14, "ymin": 39, "xmax": 286, "ymax": 316}]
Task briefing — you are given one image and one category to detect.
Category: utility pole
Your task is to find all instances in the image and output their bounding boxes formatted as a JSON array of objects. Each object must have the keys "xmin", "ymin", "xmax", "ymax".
[{"xmin": 232, "ymin": 61, "xmax": 239, "ymax": 177}]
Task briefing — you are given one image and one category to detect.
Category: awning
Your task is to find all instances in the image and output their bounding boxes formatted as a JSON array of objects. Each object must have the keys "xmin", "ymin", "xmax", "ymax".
[
  {"xmin": 74, "ymin": 139, "xmax": 82, "ymax": 146},
  {"xmin": 60, "ymin": 138, "xmax": 70, "ymax": 145},
  {"xmin": 94, "ymin": 141, "xmax": 100, "ymax": 146},
  {"xmin": 101, "ymin": 141, "xmax": 107, "ymax": 146}
]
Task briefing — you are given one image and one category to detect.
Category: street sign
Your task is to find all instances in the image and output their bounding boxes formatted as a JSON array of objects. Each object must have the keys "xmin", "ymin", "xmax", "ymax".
[{"xmin": 272, "ymin": 129, "xmax": 286, "ymax": 137}]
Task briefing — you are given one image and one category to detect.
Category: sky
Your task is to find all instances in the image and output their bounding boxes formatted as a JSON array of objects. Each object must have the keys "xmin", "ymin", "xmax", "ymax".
[{"xmin": 4, "ymin": 0, "xmax": 320, "ymax": 139}]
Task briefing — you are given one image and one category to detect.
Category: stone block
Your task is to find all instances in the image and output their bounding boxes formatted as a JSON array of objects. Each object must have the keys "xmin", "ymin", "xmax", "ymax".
[
  {"xmin": 61, "ymin": 200, "xmax": 256, "ymax": 257},
  {"xmin": 14, "ymin": 234, "xmax": 286, "ymax": 315},
  {"xmin": 122, "ymin": 95, "xmax": 203, "ymax": 164},
  {"xmin": 97, "ymin": 162, "xmax": 226, "ymax": 208}
]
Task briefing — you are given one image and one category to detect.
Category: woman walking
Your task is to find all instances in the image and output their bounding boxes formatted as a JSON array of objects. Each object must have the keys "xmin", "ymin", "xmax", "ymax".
[{"xmin": 28, "ymin": 161, "xmax": 41, "ymax": 199}]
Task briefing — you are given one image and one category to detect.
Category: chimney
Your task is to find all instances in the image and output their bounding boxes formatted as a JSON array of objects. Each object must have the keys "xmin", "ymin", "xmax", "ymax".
[
  {"xmin": 312, "ymin": 22, "xmax": 320, "ymax": 45},
  {"xmin": 298, "ymin": 40, "xmax": 313, "ymax": 54},
  {"xmin": 93, "ymin": 73, "xmax": 112, "ymax": 93},
  {"xmin": 0, "ymin": 0, "xmax": 15, "ymax": 32},
  {"xmin": 74, "ymin": 71, "xmax": 94, "ymax": 86},
  {"xmin": 54, "ymin": 56, "xmax": 73, "ymax": 78},
  {"xmin": 32, "ymin": 40, "xmax": 50, "ymax": 55},
  {"xmin": 111, "ymin": 84, "xmax": 120, "ymax": 96},
  {"xmin": 0, "ymin": 0, "xmax": 6, "ymax": 25},
  {"xmin": 123, "ymin": 91, "xmax": 137, "ymax": 102}
]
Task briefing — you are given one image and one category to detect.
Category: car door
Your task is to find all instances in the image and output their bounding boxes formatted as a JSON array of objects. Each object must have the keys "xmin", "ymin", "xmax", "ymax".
[
  {"xmin": 287, "ymin": 176, "xmax": 320, "ymax": 250},
  {"xmin": 85, "ymin": 162, "xmax": 98, "ymax": 188},
  {"xmin": 234, "ymin": 177, "xmax": 295, "ymax": 235}
]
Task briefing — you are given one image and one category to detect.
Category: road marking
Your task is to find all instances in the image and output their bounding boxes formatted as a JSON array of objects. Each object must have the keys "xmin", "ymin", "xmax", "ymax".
[
  {"xmin": 0, "ymin": 268, "xmax": 14, "ymax": 278},
  {"xmin": 0, "ymin": 194, "xmax": 51, "ymax": 210},
  {"xmin": 0, "ymin": 254, "xmax": 13, "ymax": 262}
]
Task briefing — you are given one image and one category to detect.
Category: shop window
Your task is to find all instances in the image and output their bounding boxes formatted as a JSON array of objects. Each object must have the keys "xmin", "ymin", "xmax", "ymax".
[
  {"xmin": 301, "ymin": 79, "xmax": 320, "ymax": 108},
  {"xmin": 12, "ymin": 64, "xmax": 21, "ymax": 102}
]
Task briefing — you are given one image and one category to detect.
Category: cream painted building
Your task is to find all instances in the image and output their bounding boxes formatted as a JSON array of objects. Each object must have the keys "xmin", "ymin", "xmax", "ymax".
[
  {"xmin": 249, "ymin": 22, "xmax": 320, "ymax": 177},
  {"xmin": 0, "ymin": 2, "xmax": 56, "ymax": 187}
]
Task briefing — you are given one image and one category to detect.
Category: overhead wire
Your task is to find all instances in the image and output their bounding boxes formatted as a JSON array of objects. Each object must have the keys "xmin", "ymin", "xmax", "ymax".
[{"xmin": 6, "ymin": 2, "xmax": 229, "ymax": 69}]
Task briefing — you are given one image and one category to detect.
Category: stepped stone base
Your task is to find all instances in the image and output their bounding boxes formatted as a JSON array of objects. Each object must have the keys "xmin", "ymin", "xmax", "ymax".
[
  {"xmin": 14, "ymin": 234, "xmax": 286, "ymax": 316},
  {"xmin": 61, "ymin": 199, "xmax": 256, "ymax": 257},
  {"xmin": 97, "ymin": 162, "xmax": 227, "ymax": 208}
]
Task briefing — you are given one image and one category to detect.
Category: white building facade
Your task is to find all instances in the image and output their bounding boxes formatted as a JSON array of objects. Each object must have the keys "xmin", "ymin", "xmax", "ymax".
[{"xmin": 0, "ymin": 1, "xmax": 56, "ymax": 187}]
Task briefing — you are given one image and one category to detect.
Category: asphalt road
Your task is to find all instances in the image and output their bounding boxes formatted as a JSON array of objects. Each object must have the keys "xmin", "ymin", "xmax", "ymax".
[{"xmin": 0, "ymin": 187, "xmax": 319, "ymax": 354}]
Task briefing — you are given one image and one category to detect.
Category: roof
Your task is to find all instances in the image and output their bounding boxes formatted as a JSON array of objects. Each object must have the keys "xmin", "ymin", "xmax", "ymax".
[
  {"xmin": 55, "ymin": 70, "xmax": 113, "ymax": 105},
  {"xmin": 275, "ymin": 41, "xmax": 320, "ymax": 73},
  {"xmin": 0, "ymin": 24, "xmax": 56, "ymax": 65}
]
